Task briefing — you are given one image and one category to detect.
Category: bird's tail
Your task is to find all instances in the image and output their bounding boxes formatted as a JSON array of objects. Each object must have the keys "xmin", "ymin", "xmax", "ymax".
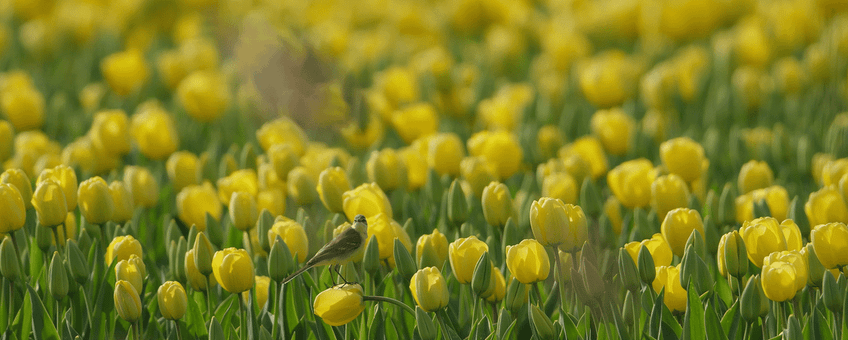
[{"xmin": 281, "ymin": 264, "xmax": 313, "ymax": 284}]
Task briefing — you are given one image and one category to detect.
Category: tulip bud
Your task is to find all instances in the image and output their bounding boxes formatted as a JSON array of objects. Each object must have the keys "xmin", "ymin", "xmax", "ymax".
[
  {"xmin": 48, "ymin": 251, "xmax": 69, "ymax": 300},
  {"xmin": 35, "ymin": 221, "xmax": 52, "ymax": 253},
  {"xmin": 114, "ymin": 280, "xmax": 142, "ymax": 322},
  {"xmin": 410, "ymin": 267, "xmax": 450, "ymax": 313},
  {"xmin": 471, "ymin": 252, "xmax": 492, "ymax": 296},
  {"xmin": 317, "ymin": 167, "xmax": 351, "ymax": 214},
  {"xmin": 268, "ymin": 236, "xmax": 292, "ymax": 282},
  {"xmin": 0, "ymin": 236, "xmax": 20, "ymax": 282},
  {"xmin": 528, "ymin": 303, "xmax": 555, "ymax": 340},
  {"xmin": 175, "ymin": 236, "xmax": 188, "ymax": 283},
  {"xmin": 229, "ymin": 191, "xmax": 258, "ymax": 232},
  {"xmin": 116, "ymin": 256, "xmax": 144, "ymax": 294},
  {"xmin": 256, "ymin": 210, "xmax": 274, "ymax": 252},
  {"xmin": 65, "ymin": 239, "xmax": 89, "ymax": 284},
  {"xmin": 505, "ymin": 278, "xmax": 529, "ymax": 312},
  {"xmin": 394, "ymin": 238, "xmax": 418, "ymax": 281},
  {"xmin": 618, "ymin": 248, "xmax": 640, "ymax": 292},
  {"xmin": 416, "ymin": 229, "xmax": 448, "ymax": 269},
  {"xmin": 740, "ymin": 275, "xmax": 763, "ymax": 322},
  {"xmin": 718, "ymin": 183, "xmax": 736, "ymax": 225},
  {"xmin": 363, "ymin": 235, "xmax": 380, "ymax": 276},
  {"xmin": 718, "ymin": 231, "xmax": 747, "ymax": 279},
  {"xmin": 680, "ymin": 245, "xmax": 712, "ymax": 295},
  {"xmin": 637, "ymin": 245, "xmax": 656, "ymax": 285},
  {"xmin": 481, "ymin": 182, "xmax": 513, "ymax": 228},
  {"xmin": 804, "ymin": 243, "xmax": 826, "ymax": 288},
  {"xmin": 416, "ymin": 307, "xmax": 438, "ymax": 340},
  {"xmin": 158, "ymin": 281, "xmax": 187, "ymax": 320},
  {"xmin": 192, "ymin": 232, "xmax": 214, "ymax": 277},
  {"xmin": 1, "ymin": 169, "xmax": 32, "ymax": 210},
  {"xmin": 447, "ymin": 179, "xmax": 468, "ymax": 226},
  {"xmin": 684, "ymin": 228, "xmax": 707, "ymax": 260}
]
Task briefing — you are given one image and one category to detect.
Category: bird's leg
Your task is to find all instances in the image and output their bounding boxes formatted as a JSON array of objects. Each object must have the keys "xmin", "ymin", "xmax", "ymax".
[
  {"xmin": 329, "ymin": 265, "xmax": 337, "ymax": 286},
  {"xmin": 334, "ymin": 265, "xmax": 350, "ymax": 285}
]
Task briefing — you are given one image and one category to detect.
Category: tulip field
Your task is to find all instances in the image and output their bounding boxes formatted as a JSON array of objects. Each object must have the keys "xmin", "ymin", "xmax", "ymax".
[{"xmin": 3, "ymin": 0, "xmax": 848, "ymax": 339}]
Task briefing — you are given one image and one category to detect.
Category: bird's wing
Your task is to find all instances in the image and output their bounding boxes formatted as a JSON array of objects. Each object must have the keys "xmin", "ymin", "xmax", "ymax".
[{"xmin": 306, "ymin": 227, "xmax": 363, "ymax": 267}]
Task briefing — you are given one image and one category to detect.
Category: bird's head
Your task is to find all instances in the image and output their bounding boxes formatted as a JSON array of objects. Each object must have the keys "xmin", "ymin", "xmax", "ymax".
[{"xmin": 353, "ymin": 214, "xmax": 368, "ymax": 235}]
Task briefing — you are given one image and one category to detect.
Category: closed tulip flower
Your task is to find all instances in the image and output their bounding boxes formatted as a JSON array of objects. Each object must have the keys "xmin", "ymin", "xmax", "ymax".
[
  {"xmin": 805, "ymin": 186, "xmax": 848, "ymax": 227},
  {"xmin": 1, "ymin": 169, "xmax": 33, "ymax": 209},
  {"xmin": 810, "ymin": 223, "xmax": 848, "ymax": 269},
  {"xmin": 101, "ymin": 49, "xmax": 149, "ymax": 96},
  {"xmin": 416, "ymin": 228, "xmax": 448, "ymax": 269},
  {"xmin": 821, "ymin": 158, "xmax": 848, "ymax": 187},
  {"xmin": 256, "ymin": 189, "xmax": 286, "ymax": 217},
  {"xmin": 604, "ymin": 197, "xmax": 624, "ymax": 235},
  {"xmin": 623, "ymin": 233, "xmax": 674, "ymax": 268},
  {"xmin": 89, "ymin": 110, "xmax": 131, "ymax": 156},
  {"xmin": 607, "ymin": 158, "xmax": 655, "ymax": 208},
  {"xmin": 212, "ymin": 248, "xmax": 254, "ymax": 293},
  {"xmin": 738, "ymin": 160, "xmax": 774, "ymax": 194},
  {"xmin": 717, "ymin": 230, "xmax": 745, "ymax": 278},
  {"xmin": 106, "ymin": 235, "xmax": 143, "ymax": 266},
  {"xmin": 410, "ymin": 267, "xmax": 450, "ymax": 312},
  {"xmin": 32, "ymin": 179, "xmax": 68, "ymax": 228},
  {"xmin": 158, "ymin": 281, "xmax": 187, "ymax": 320},
  {"xmin": 256, "ymin": 117, "xmax": 308, "ymax": 156},
  {"xmin": 779, "ymin": 219, "xmax": 803, "ymax": 251},
  {"xmin": 448, "ymin": 236, "xmax": 489, "ymax": 284},
  {"xmin": 763, "ymin": 251, "xmax": 807, "ymax": 293},
  {"xmin": 735, "ymin": 186, "xmax": 790, "ymax": 222},
  {"xmin": 506, "ymin": 239, "xmax": 550, "ymax": 284},
  {"xmin": 367, "ymin": 214, "xmax": 413, "ymax": 266},
  {"xmin": 661, "ymin": 208, "xmax": 704, "ymax": 257},
  {"xmin": 176, "ymin": 182, "xmax": 221, "ymax": 231},
  {"xmin": 243, "ymin": 275, "xmax": 271, "ymax": 308},
  {"xmin": 342, "ymin": 183, "xmax": 392, "ymax": 222},
  {"xmin": 467, "ymin": 131, "xmax": 523, "ymax": 180},
  {"xmin": 740, "ymin": 217, "xmax": 789, "ymax": 268},
  {"xmin": 530, "ymin": 197, "xmax": 588, "ymax": 253},
  {"xmin": 116, "ymin": 257, "xmax": 144, "ymax": 294},
  {"xmin": 176, "ymin": 70, "xmax": 230, "ymax": 122},
  {"xmin": 0, "ymin": 183, "xmax": 25, "ymax": 233},
  {"xmin": 317, "ymin": 167, "xmax": 350, "ymax": 213},
  {"xmin": 114, "ymin": 280, "xmax": 142, "ymax": 322},
  {"xmin": 77, "ymin": 177, "xmax": 114, "ymax": 224},
  {"xmin": 460, "ymin": 156, "xmax": 498, "ymax": 197},
  {"xmin": 1, "ymin": 86, "xmax": 44, "ymax": 131},
  {"xmin": 130, "ymin": 103, "xmax": 179, "ymax": 160},
  {"xmin": 166, "ymin": 151, "xmax": 200, "ymax": 192},
  {"xmin": 37, "ymin": 164, "xmax": 77, "ymax": 211},
  {"xmin": 185, "ymin": 249, "xmax": 216, "ymax": 291},
  {"xmin": 560, "ymin": 137, "xmax": 608, "ymax": 180},
  {"xmin": 537, "ymin": 125, "xmax": 564, "ymax": 161},
  {"xmin": 217, "ymin": 169, "xmax": 259, "ymax": 205},
  {"xmin": 366, "ymin": 148, "xmax": 407, "ymax": 191},
  {"xmin": 660, "ymin": 137, "xmax": 707, "ymax": 183},
  {"xmin": 313, "ymin": 283, "xmax": 366, "ymax": 326},
  {"xmin": 761, "ymin": 261, "xmax": 798, "ymax": 302},
  {"xmin": 267, "ymin": 219, "xmax": 309, "ymax": 263},
  {"xmin": 651, "ymin": 174, "xmax": 690, "ymax": 220},
  {"xmin": 391, "ymin": 103, "xmax": 439, "ymax": 144},
  {"xmin": 284, "ymin": 167, "xmax": 314, "ymax": 206},
  {"xmin": 109, "ymin": 181, "xmax": 134, "ymax": 224},
  {"xmin": 484, "ymin": 267, "xmax": 507, "ymax": 302},
  {"xmin": 123, "ymin": 166, "xmax": 158, "ymax": 208},
  {"xmin": 399, "ymin": 146, "xmax": 427, "ymax": 190},
  {"xmin": 590, "ymin": 107, "xmax": 634, "ymax": 156},
  {"xmin": 427, "ymin": 133, "xmax": 465, "ymax": 177},
  {"xmin": 652, "ymin": 265, "xmax": 687, "ymax": 312},
  {"xmin": 482, "ymin": 182, "xmax": 514, "ymax": 228},
  {"xmin": 578, "ymin": 50, "xmax": 637, "ymax": 108},
  {"xmin": 229, "ymin": 191, "xmax": 258, "ymax": 231},
  {"xmin": 541, "ymin": 172, "xmax": 578, "ymax": 204}
]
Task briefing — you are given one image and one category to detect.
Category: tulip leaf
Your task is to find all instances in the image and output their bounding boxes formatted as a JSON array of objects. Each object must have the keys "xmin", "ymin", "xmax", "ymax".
[
  {"xmin": 561, "ymin": 313, "xmax": 582, "ymax": 340},
  {"xmin": 214, "ymin": 294, "xmax": 237, "ymax": 331},
  {"xmin": 26, "ymin": 284, "xmax": 59, "ymax": 340},
  {"xmin": 714, "ymin": 277, "xmax": 732, "ymax": 309},
  {"xmin": 683, "ymin": 280, "xmax": 705, "ymax": 340},
  {"xmin": 185, "ymin": 290, "xmax": 208, "ymax": 337},
  {"xmin": 649, "ymin": 290, "xmax": 665, "ymax": 338},
  {"xmin": 720, "ymin": 300, "xmax": 740, "ymax": 339},
  {"xmin": 0, "ymin": 279, "xmax": 7, "ymax": 334},
  {"xmin": 11, "ymin": 283, "xmax": 32, "ymax": 340},
  {"xmin": 704, "ymin": 300, "xmax": 727, "ymax": 340},
  {"xmin": 610, "ymin": 301, "xmax": 632, "ymax": 340}
]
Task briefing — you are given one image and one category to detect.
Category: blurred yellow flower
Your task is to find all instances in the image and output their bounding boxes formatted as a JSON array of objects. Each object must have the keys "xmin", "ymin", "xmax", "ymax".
[
  {"xmin": 109, "ymin": 181, "xmax": 135, "ymax": 224},
  {"xmin": 287, "ymin": 166, "xmax": 317, "ymax": 205},
  {"xmin": 560, "ymin": 136, "xmax": 608, "ymax": 180},
  {"xmin": 427, "ymin": 133, "xmax": 465, "ymax": 177},
  {"xmin": 89, "ymin": 110, "xmax": 131, "ymax": 156},
  {"xmin": 590, "ymin": 107, "xmax": 634, "ymax": 156},
  {"xmin": 391, "ymin": 103, "xmax": 439, "ymax": 144},
  {"xmin": 651, "ymin": 174, "xmax": 690, "ymax": 221},
  {"xmin": 461, "ymin": 156, "xmax": 499, "ymax": 198},
  {"xmin": 660, "ymin": 208, "xmax": 705, "ymax": 257},
  {"xmin": 481, "ymin": 182, "xmax": 514, "ymax": 228},
  {"xmin": 229, "ymin": 191, "xmax": 258, "ymax": 231},
  {"xmin": 1, "ymin": 86, "xmax": 44, "ymax": 131},
  {"xmin": 342, "ymin": 183, "xmax": 392, "ymax": 222},
  {"xmin": 660, "ymin": 137, "xmax": 707, "ymax": 183},
  {"xmin": 607, "ymin": 158, "xmax": 655, "ymax": 208},
  {"xmin": 176, "ymin": 182, "xmax": 221, "ymax": 231},
  {"xmin": 256, "ymin": 117, "xmax": 308, "ymax": 156},
  {"xmin": 541, "ymin": 172, "xmax": 578, "ymax": 205},
  {"xmin": 366, "ymin": 148, "xmax": 407, "ymax": 192},
  {"xmin": 130, "ymin": 103, "xmax": 179, "ymax": 160},
  {"xmin": 735, "ymin": 185, "xmax": 790, "ymax": 223},
  {"xmin": 268, "ymin": 219, "xmax": 309, "ymax": 263},
  {"xmin": 78, "ymin": 177, "xmax": 114, "ymax": 225},
  {"xmin": 177, "ymin": 70, "xmax": 230, "ymax": 122},
  {"xmin": 101, "ymin": 49, "xmax": 149, "ymax": 96},
  {"xmin": 123, "ymin": 166, "xmax": 159, "ymax": 208},
  {"xmin": 467, "ymin": 131, "xmax": 523, "ymax": 180},
  {"xmin": 652, "ymin": 265, "xmax": 687, "ymax": 312},
  {"xmin": 738, "ymin": 160, "xmax": 774, "ymax": 194}
]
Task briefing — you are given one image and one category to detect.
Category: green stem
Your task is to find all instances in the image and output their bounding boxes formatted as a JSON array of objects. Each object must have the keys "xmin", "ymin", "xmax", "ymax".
[
  {"xmin": 55, "ymin": 298, "xmax": 61, "ymax": 335},
  {"xmin": 553, "ymin": 248, "xmax": 568, "ymax": 314},
  {"xmin": 51, "ymin": 226, "xmax": 62, "ymax": 253},
  {"xmin": 243, "ymin": 231, "xmax": 253, "ymax": 257},
  {"xmin": 133, "ymin": 320, "xmax": 140, "ymax": 340},
  {"xmin": 206, "ymin": 275, "xmax": 212, "ymax": 321},
  {"xmin": 362, "ymin": 296, "xmax": 415, "ymax": 316},
  {"xmin": 174, "ymin": 320, "xmax": 183, "ymax": 340},
  {"xmin": 239, "ymin": 294, "xmax": 246, "ymax": 340}
]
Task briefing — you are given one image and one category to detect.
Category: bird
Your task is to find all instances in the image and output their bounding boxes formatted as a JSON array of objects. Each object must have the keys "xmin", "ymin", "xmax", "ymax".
[{"xmin": 281, "ymin": 214, "xmax": 368, "ymax": 285}]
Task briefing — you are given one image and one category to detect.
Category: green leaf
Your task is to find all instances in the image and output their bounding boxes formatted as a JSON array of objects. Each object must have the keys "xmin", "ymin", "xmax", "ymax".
[
  {"xmin": 649, "ymin": 290, "xmax": 665, "ymax": 338},
  {"xmin": 214, "ymin": 294, "xmax": 238, "ymax": 332},
  {"xmin": 26, "ymin": 284, "xmax": 60, "ymax": 340},
  {"xmin": 683, "ymin": 280, "xmax": 705, "ymax": 340},
  {"xmin": 561, "ymin": 313, "xmax": 582, "ymax": 340},
  {"xmin": 704, "ymin": 300, "xmax": 727, "ymax": 340},
  {"xmin": 610, "ymin": 301, "xmax": 631, "ymax": 340},
  {"xmin": 714, "ymin": 277, "xmax": 732, "ymax": 309},
  {"xmin": 11, "ymin": 283, "xmax": 32, "ymax": 340},
  {"xmin": 185, "ymin": 290, "xmax": 208, "ymax": 337},
  {"xmin": 720, "ymin": 301, "xmax": 740, "ymax": 339}
]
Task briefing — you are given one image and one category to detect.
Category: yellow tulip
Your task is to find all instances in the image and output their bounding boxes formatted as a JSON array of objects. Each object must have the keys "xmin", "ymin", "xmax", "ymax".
[
  {"xmin": 651, "ymin": 174, "xmax": 690, "ymax": 221},
  {"xmin": 1, "ymin": 86, "xmax": 44, "ymax": 131},
  {"xmin": 578, "ymin": 50, "xmax": 637, "ymax": 108},
  {"xmin": 810, "ymin": 222, "xmax": 848, "ymax": 269},
  {"xmin": 738, "ymin": 160, "xmax": 774, "ymax": 194},
  {"xmin": 410, "ymin": 267, "xmax": 450, "ymax": 312},
  {"xmin": 122, "ymin": 166, "xmax": 158, "ymax": 208},
  {"xmin": 106, "ymin": 235, "xmax": 143, "ymax": 266},
  {"xmin": 116, "ymin": 257, "xmax": 144, "ymax": 294},
  {"xmin": 243, "ymin": 275, "xmax": 271, "ymax": 308},
  {"xmin": 374, "ymin": 66, "xmax": 419, "ymax": 109},
  {"xmin": 536, "ymin": 125, "xmax": 564, "ymax": 161},
  {"xmin": 176, "ymin": 70, "xmax": 230, "ymax": 122},
  {"xmin": 158, "ymin": 281, "xmax": 188, "ymax": 320},
  {"xmin": 740, "ymin": 217, "xmax": 789, "ymax": 268},
  {"xmin": 484, "ymin": 267, "xmax": 506, "ymax": 302},
  {"xmin": 176, "ymin": 182, "xmax": 221, "ymax": 231},
  {"xmin": 760, "ymin": 261, "xmax": 798, "ymax": 302},
  {"xmin": 467, "ymin": 131, "xmax": 523, "ymax": 180},
  {"xmin": 623, "ymin": 233, "xmax": 674, "ymax": 268},
  {"xmin": 366, "ymin": 214, "xmax": 412, "ymax": 266},
  {"xmin": 604, "ymin": 196, "xmax": 623, "ymax": 235},
  {"xmin": 735, "ymin": 186, "xmax": 790, "ymax": 223},
  {"xmin": 590, "ymin": 107, "xmax": 634, "ymax": 156},
  {"xmin": 78, "ymin": 177, "xmax": 114, "ymax": 225},
  {"xmin": 427, "ymin": 133, "xmax": 465, "ymax": 177},
  {"xmin": 313, "ymin": 283, "xmax": 366, "ymax": 326},
  {"xmin": 212, "ymin": 248, "xmax": 255, "ymax": 294},
  {"xmin": 763, "ymin": 251, "xmax": 807, "ymax": 293},
  {"xmin": 37, "ymin": 164, "xmax": 78, "ymax": 211},
  {"xmin": 399, "ymin": 145, "xmax": 428, "ymax": 190},
  {"xmin": 166, "ymin": 151, "xmax": 200, "ymax": 192},
  {"xmin": 217, "ymin": 169, "xmax": 259, "ymax": 205},
  {"xmin": 481, "ymin": 182, "xmax": 514, "ymax": 228},
  {"xmin": 342, "ymin": 183, "xmax": 392, "ymax": 222},
  {"xmin": 267, "ymin": 219, "xmax": 309, "ymax": 263},
  {"xmin": 1, "ymin": 169, "xmax": 33, "ymax": 209},
  {"xmin": 256, "ymin": 117, "xmax": 307, "ymax": 156},
  {"xmin": 460, "ymin": 156, "xmax": 498, "ymax": 198},
  {"xmin": 560, "ymin": 137, "xmax": 608, "ymax": 180},
  {"xmin": 607, "ymin": 158, "xmax": 655, "ymax": 208},
  {"xmin": 101, "ymin": 50, "xmax": 149, "ymax": 96},
  {"xmin": 0, "ymin": 183, "xmax": 25, "ymax": 233},
  {"xmin": 529, "ymin": 197, "xmax": 588, "ymax": 253},
  {"xmin": 89, "ymin": 110, "xmax": 131, "ymax": 156},
  {"xmin": 366, "ymin": 148, "xmax": 407, "ymax": 191},
  {"xmin": 32, "ymin": 179, "xmax": 68, "ymax": 228},
  {"xmin": 660, "ymin": 137, "xmax": 707, "ymax": 183},
  {"xmin": 805, "ymin": 186, "xmax": 848, "ymax": 227},
  {"xmin": 129, "ymin": 103, "xmax": 179, "ymax": 160},
  {"xmin": 448, "ymin": 236, "xmax": 488, "ymax": 284},
  {"xmin": 506, "ymin": 239, "xmax": 550, "ymax": 284},
  {"xmin": 109, "ymin": 181, "xmax": 135, "ymax": 224},
  {"xmin": 256, "ymin": 189, "xmax": 286, "ymax": 217},
  {"xmin": 416, "ymin": 228, "xmax": 448, "ymax": 269},
  {"xmin": 541, "ymin": 172, "xmax": 578, "ymax": 204},
  {"xmin": 391, "ymin": 103, "xmax": 439, "ymax": 144},
  {"xmin": 317, "ymin": 167, "xmax": 351, "ymax": 214},
  {"xmin": 651, "ymin": 265, "xmax": 687, "ymax": 312},
  {"xmin": 114, "ymin": 280, "xmax": 142, "ymax": 322},
  {"xmin": 661, "ymin": 208, "xmax": 704, "ymax": 257}
]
